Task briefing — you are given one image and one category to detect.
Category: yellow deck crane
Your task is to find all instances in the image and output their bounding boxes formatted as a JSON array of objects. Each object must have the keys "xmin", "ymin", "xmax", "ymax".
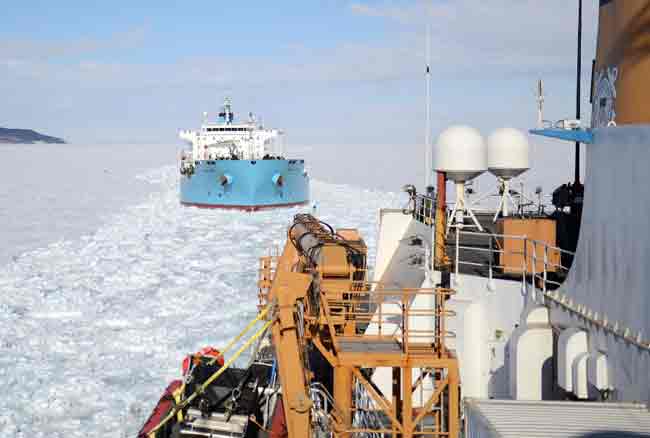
[{"xmin": 259, "ymin": 213, "xmax": 459, "ymax": 438}]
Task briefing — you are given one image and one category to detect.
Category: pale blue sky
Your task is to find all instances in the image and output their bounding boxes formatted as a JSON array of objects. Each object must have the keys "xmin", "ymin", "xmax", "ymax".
[{"xmin": 1, "ymin": 1, "xmax": 599, "ymax": 190}]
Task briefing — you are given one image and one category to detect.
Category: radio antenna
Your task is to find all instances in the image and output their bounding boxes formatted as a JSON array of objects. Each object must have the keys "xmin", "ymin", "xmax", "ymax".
[
  {"xmin": 536, "ymin": 79, "xmax": 545, "ymax": 129},
  {"xmin": 424, "ymin": 13, "xmax": 432, "ymax": 192},
  {"xmin": 574, "ymin": 0, "xmax": 583, "ymax": 185}
]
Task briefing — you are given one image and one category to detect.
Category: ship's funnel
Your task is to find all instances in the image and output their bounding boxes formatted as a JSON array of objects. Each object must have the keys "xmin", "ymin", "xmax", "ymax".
[{"xmin": 592, "ymin": 1, "xmax": 650, "ymax": 127}]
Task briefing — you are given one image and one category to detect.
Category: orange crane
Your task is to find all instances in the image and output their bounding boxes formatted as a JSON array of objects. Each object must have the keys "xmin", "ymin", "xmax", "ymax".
[{"xmin": 259, "ymin": 213, "xmax": 459, "ymax": 438}]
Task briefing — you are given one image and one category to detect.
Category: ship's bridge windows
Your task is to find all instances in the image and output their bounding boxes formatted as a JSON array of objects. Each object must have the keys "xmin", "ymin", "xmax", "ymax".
[{"xmin": 206, "ymin": 127, "xmax": 249, "ymax": 132}]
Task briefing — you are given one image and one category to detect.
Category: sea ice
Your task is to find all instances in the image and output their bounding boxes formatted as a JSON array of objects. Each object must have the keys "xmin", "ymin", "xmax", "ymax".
[{"xmin": 0, "ymin": 164, "xmax": 404, "ymax": 437}]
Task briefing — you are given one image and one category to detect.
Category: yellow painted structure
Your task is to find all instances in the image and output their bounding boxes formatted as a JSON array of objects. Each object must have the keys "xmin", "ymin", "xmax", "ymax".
[{"xmin": 259, "ymin": 214, "xmax": 460, "ymax": 438}]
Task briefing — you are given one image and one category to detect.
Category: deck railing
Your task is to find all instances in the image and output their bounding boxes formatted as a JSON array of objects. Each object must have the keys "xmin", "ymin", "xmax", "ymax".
[
  {"xmin": 410, "ymin": 194, "xmax": 436, "ymax": 227},
  {"xmin": 321, "ymin": 284, "xmax": 456, "ymax": 356},
  {"xmin": 257, "ymin": 255, "xmax": 278, "ymax": 311},
  {"xmin": 451, "ymin": 228, "xmax": 650, "ymax": 350},
  {"xmin": 407, "ymin": 194, "xmax": 577, "ymax": 296},
  {"xmin": 452, "ymin": 230, "xmax": 575, "ymax": 298}
]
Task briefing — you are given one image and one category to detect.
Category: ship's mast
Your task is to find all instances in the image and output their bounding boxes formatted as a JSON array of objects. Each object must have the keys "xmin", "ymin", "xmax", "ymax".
[
  {"xmin": 574, "ymin": 0, "xmax": 582, "ymax": 185},
  {"xmin": 224, "ymin": 96, "xmax": 233, "ymax": 125},
  {"xmin": 536, "ymin": 79, "xmax": 545, "ymax": 129},
  {"xmin": 425, "ymin": 18, "xmax": 432, "ymax": 192}
]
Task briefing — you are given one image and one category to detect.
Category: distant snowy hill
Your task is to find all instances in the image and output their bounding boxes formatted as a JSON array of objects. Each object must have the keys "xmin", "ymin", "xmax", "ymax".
[{"xmin": 0, "ymin": 127, "xmax": 65, "ymax": 144}]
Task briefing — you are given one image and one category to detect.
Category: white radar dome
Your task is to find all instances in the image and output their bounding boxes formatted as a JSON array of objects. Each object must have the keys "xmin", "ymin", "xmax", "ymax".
[
  {"xmin": 487, "ymin": 128, "xmax": 530, "ymax": 179},
  {"xmin": 434, "ymin": 125, "xmax": 487, "ymax": 182}
]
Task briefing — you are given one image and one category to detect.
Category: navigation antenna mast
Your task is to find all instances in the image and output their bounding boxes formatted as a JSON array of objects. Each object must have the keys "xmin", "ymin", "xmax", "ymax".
[
  {"xmin": 424, "ymin": 7, "xmax": 435, "ymax": 287},
  {"xmin": 536, "ymin": 79, "xmax": 545, "ymax": 129},
  {"xmin": 575, "ymin": 0, "xmax": 582, "ymax": 185},
  {"xmin": 425, "ymin": 16, "xmax": 432, "ymax": 193}
]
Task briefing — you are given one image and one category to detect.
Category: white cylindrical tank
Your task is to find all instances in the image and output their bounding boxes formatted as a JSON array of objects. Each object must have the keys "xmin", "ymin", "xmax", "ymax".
[
  {"xmin": 434, "ymin": 125, "xmax": 487, "ymax": 182},
  {"xmin": 487, "ymin": 128, "xmax": 530, "ymax": 179}
]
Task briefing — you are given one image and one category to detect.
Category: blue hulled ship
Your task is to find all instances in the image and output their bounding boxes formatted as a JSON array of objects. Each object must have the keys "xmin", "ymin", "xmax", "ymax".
[{"xmin": 178, "ymin": 98, "xmax": 310, "ymax": 211}]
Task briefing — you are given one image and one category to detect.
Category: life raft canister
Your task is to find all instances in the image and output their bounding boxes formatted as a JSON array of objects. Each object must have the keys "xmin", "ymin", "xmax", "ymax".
[{"xmin": 182, "ymin": 346, "xmax": 225, "ymax": 375}]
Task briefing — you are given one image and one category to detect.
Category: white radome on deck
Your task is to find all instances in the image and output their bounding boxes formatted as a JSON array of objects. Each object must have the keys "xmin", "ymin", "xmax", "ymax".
[
  {"xmin": 487, "ymin": 127, "xmax": 530, "ymax": 218},
  {"xmin": 434, "ymin": 125, "xmax": 487, "ymax": 183},
  {"xmin": 434, "ymin": 125, "xmax": 487, "ymax": 231},
  {"xmin": 487, "ymin": 127, "xmax": 530, "ymax": 180}
]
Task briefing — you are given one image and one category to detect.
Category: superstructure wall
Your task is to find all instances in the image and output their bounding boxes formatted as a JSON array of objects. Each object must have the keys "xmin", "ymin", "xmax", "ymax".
[{"xmin": 551, "ymin": 126, "xmax": 650, "ymax": 403}]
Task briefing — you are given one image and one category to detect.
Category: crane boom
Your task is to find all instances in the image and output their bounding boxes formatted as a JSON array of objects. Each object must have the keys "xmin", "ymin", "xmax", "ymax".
[{"xmin": 260, "ymin": 214, "xmax": 459, "ymax": 438}]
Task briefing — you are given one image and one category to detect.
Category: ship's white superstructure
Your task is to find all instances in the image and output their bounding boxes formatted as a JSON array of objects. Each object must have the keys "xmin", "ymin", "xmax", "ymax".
[
  {"xmin": 370, "ymin": 132, "xmax": 650, "ymax": 434},
  {"xmin": 179, "ymin": 97, "xmax": 285, "ymax": 161}
]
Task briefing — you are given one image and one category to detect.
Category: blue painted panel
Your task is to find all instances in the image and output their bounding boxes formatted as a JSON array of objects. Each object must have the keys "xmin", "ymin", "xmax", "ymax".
[
  {"xmin": 180, "ymin": 159, "xmax": 310, "ymax": 208},
  {"xmin": 529, "ymin": 128, "xmax": 594, "ymax": 144}
]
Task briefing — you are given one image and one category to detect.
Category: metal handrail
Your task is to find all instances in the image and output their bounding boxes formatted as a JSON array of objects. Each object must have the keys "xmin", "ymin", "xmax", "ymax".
[
  {"xmin": 257, "ymin": 255, "xmax": 278, "ymax": 310},
  {"xmin": 452, "ymin": 229, "xmax": 575, "ymax": 296},
  {"xmin": 409, "ymin": 194, "xmax": 436, "ymax": 227},
  {"xmin": 322, "ymin": 285, "xmax": 456, "ymax": 353},
  {"xmin": 453, "ymin": 231, "xmax": 650, "ymax": 350}
]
